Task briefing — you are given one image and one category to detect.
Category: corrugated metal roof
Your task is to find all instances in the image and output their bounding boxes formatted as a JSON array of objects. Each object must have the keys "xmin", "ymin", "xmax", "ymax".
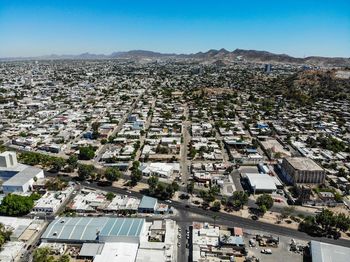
[
  {"xmin": 311, "ymin": 240, "xmax": 350, "ymax": 262},
  {"xmin": 41, "ymin": 217, "xmax": 145, "ymax": 242}
]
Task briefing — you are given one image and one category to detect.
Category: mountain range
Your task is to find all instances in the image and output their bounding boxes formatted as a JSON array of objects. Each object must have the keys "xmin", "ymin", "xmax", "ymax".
[{"xmin": 1, "ymin": 48, "xmax": 349, "ymax": 67}]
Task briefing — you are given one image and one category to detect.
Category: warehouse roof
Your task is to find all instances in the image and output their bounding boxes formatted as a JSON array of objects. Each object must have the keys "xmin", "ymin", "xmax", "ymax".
[
  {"xmin": 310, "ymin": 240, "xmax": 350, "ymax": 262},
  {"xmin": 245, "ymin": 173, "xmax": 277, "ymax": 191},
  {"xmin": 2, "ymin": 166, "xmax": 42, "ymax": 186},
  {"xmin": 41, "ymin": 217, "xmax": 145, "ymax": 242}
]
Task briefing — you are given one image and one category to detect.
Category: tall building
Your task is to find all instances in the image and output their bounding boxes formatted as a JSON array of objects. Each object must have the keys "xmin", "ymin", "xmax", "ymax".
[
  {"xmin": 264, "ymin": 64, "xmax": 272, "ymax": 73},
  {"xmin": 281, "ymin": 157, "xmax": 325, "ymax": 185}
]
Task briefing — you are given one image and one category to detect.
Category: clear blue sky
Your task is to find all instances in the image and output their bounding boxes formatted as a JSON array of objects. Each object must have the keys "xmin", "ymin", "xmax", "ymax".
[{"xmin": 1, "ymin": 0, "xmax": 349, "ymax": 57}]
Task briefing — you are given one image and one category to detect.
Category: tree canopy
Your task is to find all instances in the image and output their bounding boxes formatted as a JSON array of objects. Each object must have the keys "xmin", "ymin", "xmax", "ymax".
[
  {"xmin": 256, "ymin": 194, "xmax": 274, "ymax": 214},
  {"xmin": 0, "ymin": 193, "xmax": 39, "ymax": 216},
  {"xmin": 104, "ymin": 167, "xmax": 121, "ymax": 182}
]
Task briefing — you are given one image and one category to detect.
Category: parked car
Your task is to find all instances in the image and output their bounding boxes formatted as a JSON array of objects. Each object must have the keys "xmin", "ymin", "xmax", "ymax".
[
  {"xmin": 261, "ymin": 249, "xmax": 272, "ymax": 254},
  {"xmin": 249, "ymin": 239, "xmax": 256, "ymax": 247}
]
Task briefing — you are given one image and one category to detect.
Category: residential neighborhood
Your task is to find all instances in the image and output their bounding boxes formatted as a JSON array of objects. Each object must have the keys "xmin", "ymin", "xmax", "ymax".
[{"xmin": 0, "ymin": 57, "xmax": 349, "ymax": 262}]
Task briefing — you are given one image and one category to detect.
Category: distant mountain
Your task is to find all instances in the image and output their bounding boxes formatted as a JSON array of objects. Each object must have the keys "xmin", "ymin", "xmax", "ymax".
[
  {"xmin": 111, "ymin": 50, "xmax": 177, "ymax": 58},
  {"xmin": 1, "ymin": 49, "xmax": 349, "ymax": 66}
]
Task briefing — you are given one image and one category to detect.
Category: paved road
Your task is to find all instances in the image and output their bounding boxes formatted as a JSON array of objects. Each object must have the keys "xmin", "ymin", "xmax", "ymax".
[
  {"xmin": 94, "ymin": 90, "xmax": 147, "ymax": 163},
  {"xmin": 177, "ymin": 209, "xmax": 190, "ymax": 262},
  {"xmin": 180, "ymin": 104, "xmax": 191, "ymax": 185},
  {"xmin": 82, "ymin": 181, "xmax": 350, "ymax": 248}
]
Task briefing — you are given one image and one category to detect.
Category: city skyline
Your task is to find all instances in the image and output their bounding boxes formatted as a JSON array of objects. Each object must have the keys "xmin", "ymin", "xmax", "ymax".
[{"xmin": 1, "ymin": 0, "xmax": 350, "ymax": 58}]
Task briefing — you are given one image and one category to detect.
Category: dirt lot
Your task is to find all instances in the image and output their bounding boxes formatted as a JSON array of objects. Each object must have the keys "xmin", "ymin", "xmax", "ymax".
[{"xmin": 245, "ymin": 231, "xmax": 307, "ymax": 262}]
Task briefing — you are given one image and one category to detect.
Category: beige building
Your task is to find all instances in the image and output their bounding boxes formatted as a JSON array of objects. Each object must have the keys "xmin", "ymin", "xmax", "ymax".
[{"xmin": 281, "ymin": 157, "xmax": 325, "ymax": 185}]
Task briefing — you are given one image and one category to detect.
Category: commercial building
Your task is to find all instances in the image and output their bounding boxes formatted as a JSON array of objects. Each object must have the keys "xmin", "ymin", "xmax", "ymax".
[
  {"xmin": 0, "ymin": 151, "xmax": 44, "ymax": 194},
  {"xmin": 42, "ymin": 217, "xmax": 177, "ymax": 262},
  {"xmin": 281, "ymin": 157, "xmax": 325, "ymax": 185},
  {"xmin": 138, "ymin": 196, "xmax": 157, "ymax": 213},
  {"xmin": 244, "ymin": 173, "xmax": 277, "ymax": 194},
  {"xmin": 32, "ymin": 186, "xmax": 74, "ymax": 214},
  {"xmin": 139, "ymin": 162, "xmax": 179, "ymax": 178},
  {"xmin": 41, "ymin": 217, "xmax": 145, "ymax": 244}
]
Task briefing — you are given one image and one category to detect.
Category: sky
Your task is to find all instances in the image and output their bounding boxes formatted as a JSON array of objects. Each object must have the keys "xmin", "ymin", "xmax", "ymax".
[{"xmin": 0, "ymin": 0, "xmax": 349, "ymax": 57}]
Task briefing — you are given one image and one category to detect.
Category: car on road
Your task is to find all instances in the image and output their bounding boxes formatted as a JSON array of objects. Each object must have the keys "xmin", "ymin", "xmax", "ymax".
[
  {"xmin": 165, "ymin": 200, "xmax": 172, "ymax": 203},
  {"xmin": 261, "ymin": 249, "xmax": 272, "ymax": 254},
  {"xmin": 185, "ymin": 204, "xmax": 190, "ymax": 208}
]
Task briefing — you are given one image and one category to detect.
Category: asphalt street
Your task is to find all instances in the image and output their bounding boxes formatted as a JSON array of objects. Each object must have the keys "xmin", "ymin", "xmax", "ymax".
[{"xmin": 82, "ymin": 181, "xmax": 350, "ymax": 248}]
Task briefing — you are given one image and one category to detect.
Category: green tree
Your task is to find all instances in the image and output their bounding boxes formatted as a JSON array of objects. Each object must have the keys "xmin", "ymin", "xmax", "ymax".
[
  {"xmin": 230, "ymin": 191, "xmax": 248, "ymax": 210},
  {"xmin": 51, "ymin": 158, "xmax": 66, "ymax": 173},
  {"xmin": 33, "ymin": 247, "xmax": 55, "ymax": 262},
  {"xmin": 212, "ymin": 201, "xmax": 221, "ymax": 211},
  {"xmin": 187, "ymin": 182, "xmax": 194, "ymax": 195},
  {"xmin": 256, "ymin": 194, "xmax": 274, "ymax": 212},
  {"xmin": 335, "ymin": 213, "xmax": 350, "ymax": 232},
  {"xmin": 131, "ymin": 161, "xmax": 140, "ymax": 170},
  {"xmin": 57, "ymin": 255, "xmax": 70, "ymax": 262},
  {"xmin": 171, "ymin": 181, "xmax": 180, "ymax": 192},
  {"xmin": 78, "ymin": 146, "xmax": 95, "ymax": 160},
  {"xmin": 67, "ymin": 155, "xmax": 78, "ymax": 168},
  {"xmin": 106, "ymin": 192, "xmax": 115, "ymax": 201},
  {"xmin": 0, "ymin": 194, "xmax": 36, "ymax": 216},
  {"xmin": 315, "ymin": 209, "xmax": 335, "ymax": 230},
  {"xmin": 78, "ymin": 164, "xmax": 95, "ymax": 180},
  {"xmin": 148, "ymin": 176, "xmax": 159, "ymax": 193},
  {"xmin": 130, "ymin": 169, "xmax": 142, "ymax": 186},
  {"xmin": 104, "ymin": 167, "xmax": 121, "ymax": 182},
  {"xmin": 0, "ymin": 223, "xmax": 12, "ymax": 249}
]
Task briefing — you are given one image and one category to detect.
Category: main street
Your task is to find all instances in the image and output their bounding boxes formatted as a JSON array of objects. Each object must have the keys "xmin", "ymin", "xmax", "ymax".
[{"xmin": 82, "ymin": 181, "xmax": 350, "ymax": 248}]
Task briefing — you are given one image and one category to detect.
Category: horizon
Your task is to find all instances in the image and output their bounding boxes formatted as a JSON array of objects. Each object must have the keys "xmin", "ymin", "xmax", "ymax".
[
  {"xmin": 1, "ymin": 0, "xmax": 350, "ymax": 57},
  {"xmin": 1, "ymin": 47, "xmax": 350, "ymax": 60}
]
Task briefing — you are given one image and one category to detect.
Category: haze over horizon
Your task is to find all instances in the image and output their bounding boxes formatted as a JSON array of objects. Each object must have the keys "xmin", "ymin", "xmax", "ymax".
[{"xmin": 1, "ymin": 0, "xmax": 350, "ymax": 58}]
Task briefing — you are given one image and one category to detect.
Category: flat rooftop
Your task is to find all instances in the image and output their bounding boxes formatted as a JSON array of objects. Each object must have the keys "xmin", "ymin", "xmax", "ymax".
[
  {"xmin": 245, "ymin": 173, "xmax": 277, "ymax": 191},
  {"xmin": 2, "ymin": 166, "xmax": 42, "ymax": 186},
  {"xmin": 41, "ymin": 217, "xmax": 145, "ymax": 242},
  {"xmin": 139, "ymin": 196, "xmax": 157, "ymax": 209},
  {"xmin": 311, "ymin": 240, "xmax": 350, "ymax": 262},
  {"xmin": 285, "ymin": 157, "xmax": 323, "ymax": 171}
]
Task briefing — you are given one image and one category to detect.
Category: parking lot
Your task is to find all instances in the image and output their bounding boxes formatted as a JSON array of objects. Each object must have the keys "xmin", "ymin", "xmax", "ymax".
[{"xmin": 245, "ymin": 232, "xmax": 306, "ymax": 262}]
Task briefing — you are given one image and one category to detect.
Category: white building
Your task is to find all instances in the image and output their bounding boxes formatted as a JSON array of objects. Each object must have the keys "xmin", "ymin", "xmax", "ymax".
[
  {"xmin": 244, "ymin": 173, "xmax": 277, "ymax": 194},
  {"xmin": 32, "ymin": 187, "xmax": 74, "ymax": 214},
  {"xmin": 140, "ymin": 162, "xmax": 180, "ymax": 178},
  {"xmin": 0, "ymin": 151, "xmax": 44, "ymax": 194}
]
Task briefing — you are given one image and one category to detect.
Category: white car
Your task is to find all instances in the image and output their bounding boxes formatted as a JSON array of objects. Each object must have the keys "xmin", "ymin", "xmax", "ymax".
[
  {"xmin": 261, "ymin": 249, "xmax": 272, "ymax": 254},
  {"xmin": 165, "ymin": 200, "xmax": 172, "ymax": 203}
]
